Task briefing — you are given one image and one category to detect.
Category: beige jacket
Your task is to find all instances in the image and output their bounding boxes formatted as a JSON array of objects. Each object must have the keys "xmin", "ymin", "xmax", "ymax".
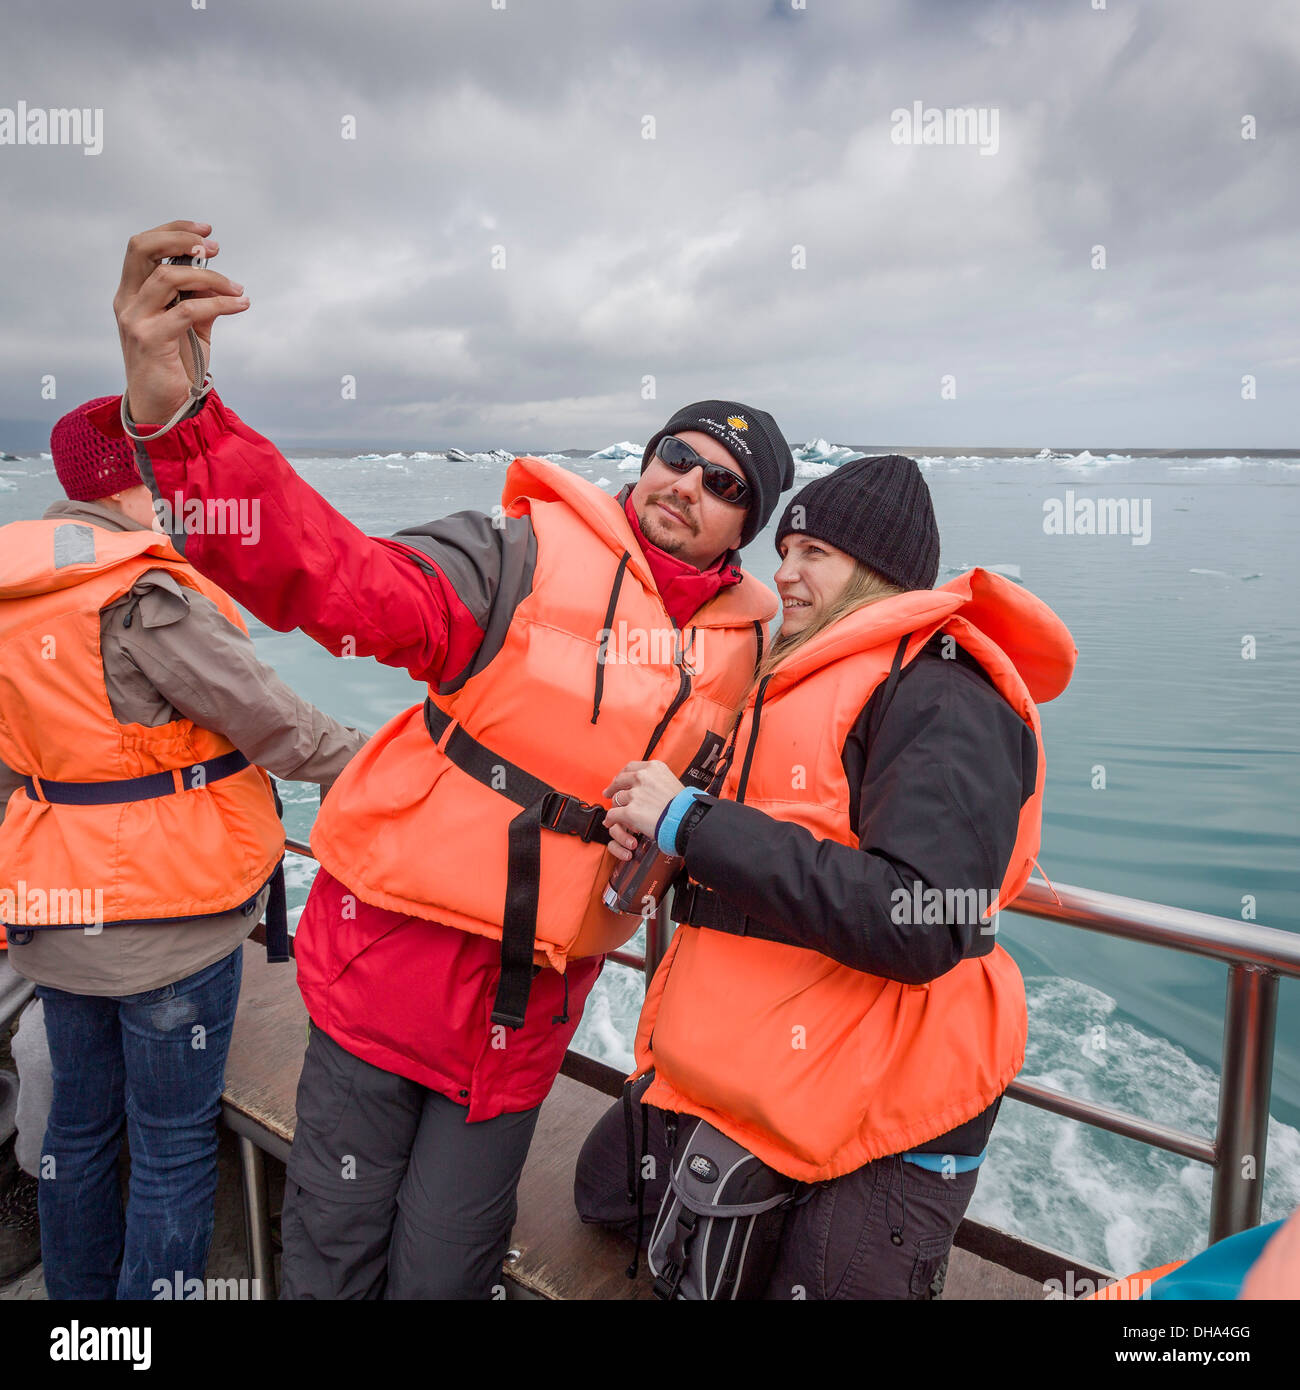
[{"xmin": 1, "ymin": 498, "xmax": 368, "ymax": 995}]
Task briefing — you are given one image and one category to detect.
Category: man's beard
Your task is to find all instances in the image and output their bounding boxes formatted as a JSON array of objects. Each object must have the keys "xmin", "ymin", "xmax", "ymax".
[{"xmin": 637, "ymin": 492, "xmax": 698, "ymax": 556}]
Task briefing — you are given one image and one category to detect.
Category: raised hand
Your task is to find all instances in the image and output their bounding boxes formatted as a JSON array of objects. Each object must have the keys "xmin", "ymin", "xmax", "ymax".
[{"xmin": 113, "ymin": 220, "xmax": 249, "ymax": 426}]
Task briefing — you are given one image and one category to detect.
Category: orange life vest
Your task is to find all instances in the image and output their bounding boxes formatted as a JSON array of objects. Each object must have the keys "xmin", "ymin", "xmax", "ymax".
[
  {"xmin": 633, "ymin": 568, "xmax": 1077, "ymax": 1182},
  {"xmin": 311, "ymin": 458, "xmax": 779, "ymax": 1020},
  {"xmin": 1083, "ymin": 1261, "xmax": 1185, "ymax": 1300},
  {"xmin": 0, "ymin": 519, "xmax": 285, "ymax": 929}
]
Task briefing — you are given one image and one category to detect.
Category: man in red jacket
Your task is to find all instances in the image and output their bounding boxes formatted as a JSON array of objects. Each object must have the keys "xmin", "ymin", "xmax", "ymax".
[{"xmin": 108, "ymin": 220, "xmax": 795, "ymax": 1298}]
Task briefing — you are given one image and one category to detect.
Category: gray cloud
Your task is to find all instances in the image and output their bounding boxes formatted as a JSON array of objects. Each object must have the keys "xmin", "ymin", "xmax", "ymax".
[{"xmin": 1, "ymin": 0, "xmax": 1296, "ymax": 451}]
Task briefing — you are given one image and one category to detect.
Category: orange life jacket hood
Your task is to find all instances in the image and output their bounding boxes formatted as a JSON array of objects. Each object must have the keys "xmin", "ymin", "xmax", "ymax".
[{"xmin": 764, "ymin": 566, "xmax": 1075, "ymax": 706}]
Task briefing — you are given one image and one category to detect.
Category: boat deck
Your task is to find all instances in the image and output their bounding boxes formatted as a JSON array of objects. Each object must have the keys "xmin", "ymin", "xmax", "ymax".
[
  {"xmin": 1, "ymin": 1079, "xmax": 1047, "ymax": 1302},
  {"xmin": 1, "ymin": 945, "xmax": 1054, "ymax": 1301}
]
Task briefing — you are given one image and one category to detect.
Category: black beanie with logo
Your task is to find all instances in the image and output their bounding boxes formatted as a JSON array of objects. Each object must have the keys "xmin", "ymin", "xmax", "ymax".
[
  {"xmin": 641, "ymin": 400, "xmax": 795, "ymax": 547},
  {"xmin": 775, "ymin": 453, "xmax": 940, "ymax": 591}
]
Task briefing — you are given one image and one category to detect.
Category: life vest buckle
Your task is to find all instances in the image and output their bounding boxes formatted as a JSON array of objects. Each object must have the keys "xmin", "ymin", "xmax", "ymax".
[{"xmin": 538, "ymin": 791, "xmax": 606, "ymax": 843}]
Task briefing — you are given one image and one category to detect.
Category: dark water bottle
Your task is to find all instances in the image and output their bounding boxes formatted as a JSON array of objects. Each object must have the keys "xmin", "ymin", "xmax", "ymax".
[
  {"xmin": 602, "ymin": 733, "xmax": 725, "ymax": 917},
  {"xmin": 602, "ymin": 835, "xmax": 683, "ymax": 919}
]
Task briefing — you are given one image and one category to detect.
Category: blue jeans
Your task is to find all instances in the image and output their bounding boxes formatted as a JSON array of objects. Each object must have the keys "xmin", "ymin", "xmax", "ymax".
[{"xmin": 35, "ymin": 948, "xmax": 242, "ymax": 1300}]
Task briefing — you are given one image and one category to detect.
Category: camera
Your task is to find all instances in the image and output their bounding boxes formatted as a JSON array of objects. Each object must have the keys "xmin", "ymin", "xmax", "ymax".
[{"xmin": 164, "ymin": 253, "xmax": 207, "ymax": 307}]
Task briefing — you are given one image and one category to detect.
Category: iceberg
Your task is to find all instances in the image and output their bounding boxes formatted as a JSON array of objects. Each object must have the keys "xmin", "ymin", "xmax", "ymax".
[
  {"xmin": 442, "ymin": 447, "xmax": 515, "ymax": 464},
  {"xmin": 794, "ymin": 439, "xmax": 867, "ymax": 468},
  {"xmin": 589, "ymin": 441, "xmax": 645, "ymax": 461},
  {"xmin": 940, "ymin": 561, "xmax": 1021, "ymax": 584},
  {"xmin": 984, "ymin": 563, "xmax": 1023, "ymax": 584}
]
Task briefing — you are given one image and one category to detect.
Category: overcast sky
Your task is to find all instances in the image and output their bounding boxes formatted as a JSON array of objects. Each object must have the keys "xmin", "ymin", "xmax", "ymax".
[{"xmin": 2, "ymin": 0, "xmax": 1297, "ymax": 451}]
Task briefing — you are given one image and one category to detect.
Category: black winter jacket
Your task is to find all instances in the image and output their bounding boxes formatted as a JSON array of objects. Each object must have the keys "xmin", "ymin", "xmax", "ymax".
[{"xmin": 674, "ymin": 632, "xmax": 1039, "ymax": 1156}]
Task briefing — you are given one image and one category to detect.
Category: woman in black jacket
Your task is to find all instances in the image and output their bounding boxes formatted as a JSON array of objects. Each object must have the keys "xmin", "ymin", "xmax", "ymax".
[{"xmin": 574, "ymin": 454, "xmax": 1075, "ymax": 1300}]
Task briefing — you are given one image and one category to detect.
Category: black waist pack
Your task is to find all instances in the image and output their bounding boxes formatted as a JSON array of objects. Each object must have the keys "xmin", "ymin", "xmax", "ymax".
[{"xmin": 647, "ymin": 1118, "xmax": 799, "ymax": 1300}]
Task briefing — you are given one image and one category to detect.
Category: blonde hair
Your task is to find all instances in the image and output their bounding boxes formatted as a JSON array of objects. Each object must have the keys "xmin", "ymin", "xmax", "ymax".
[{"xmin": 754, "ymin": 562, "xmax": 905, "ymax": 688}]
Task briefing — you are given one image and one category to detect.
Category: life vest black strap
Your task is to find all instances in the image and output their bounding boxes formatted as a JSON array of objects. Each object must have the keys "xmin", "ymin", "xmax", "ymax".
[
  {"xmin": 423, "ymin": 699, "xmax": 612, "ymax": 1030},
  {"xmin": 19, "ymin": 752, "xmax": 290, "ymax": 964},
  {"xmin": 264, "ymin": 781, "xmax": 290, "ymax": 965},
  {"xmin": 866, "ymin": 633, "xmax": 913, "ymax": 750},
  {"xmin": 23, "ymin": 749, "xmax": 252, "ymax": 805},
  {"xmin": 248, "ymin": 859, "xmax": 290, "ymax": 964},
  {"xmin": 3, "ymin": 864, "xmax": 289, "ymax": 957},
  {"xmin": 673, "ymin": 880, "xmax": 758, "ymax": 939},
  {"xmin": 734, "ymin": 673, "xmax": 772, "ymax": 806}
]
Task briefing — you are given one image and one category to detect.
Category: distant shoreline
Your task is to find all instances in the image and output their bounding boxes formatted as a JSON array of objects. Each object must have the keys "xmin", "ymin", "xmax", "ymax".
[
  {"xmin": 273, "ymin": 444, "xmax": 1300, "ymax": 462},
  {"xmin": 837, "ymin": 446, "xmax": 1300, "ymax": 460},
  {"xmin": 3, "ymin": 442, "xmax": 1297, "ymax": 462}
]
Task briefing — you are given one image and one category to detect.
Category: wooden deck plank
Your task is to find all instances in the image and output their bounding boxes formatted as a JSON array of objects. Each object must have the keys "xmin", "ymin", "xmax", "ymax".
[
  {"xmin": 507, "ymin": 1074, "xmax": 654, "ymax": 1300},
  {"xmin": 944, "ymin": 1247, "xmax": 1048, "ymax": 1300},
  {"xmin": 223, "ymin": 943, "xmax": 307, "ymax": 1144}
]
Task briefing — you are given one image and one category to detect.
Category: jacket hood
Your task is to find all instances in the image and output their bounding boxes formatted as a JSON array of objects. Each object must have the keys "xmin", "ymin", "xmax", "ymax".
[
  {"xmin": 768, "ymin": 567, "xmax": 1076, "ymax": 706},
  {"xmin": 503, "ymin": 455, "xmax": 777, "ymax": 628}
]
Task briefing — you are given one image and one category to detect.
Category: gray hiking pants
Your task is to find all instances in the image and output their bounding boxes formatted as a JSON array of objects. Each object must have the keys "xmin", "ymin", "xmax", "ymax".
[
  {"xmin": 280, "ymin": 1023, "xmax": 540, "ymax": 1300},
  {"xmin": 573, "ymin": 1078, "xmax": 980, "ymax": 1300}
]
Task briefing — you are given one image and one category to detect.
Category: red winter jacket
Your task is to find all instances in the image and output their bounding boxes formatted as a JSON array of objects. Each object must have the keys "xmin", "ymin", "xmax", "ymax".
[{"xmin": 95, "ymin": 393, "xmax": 743, "ymax": 1118}]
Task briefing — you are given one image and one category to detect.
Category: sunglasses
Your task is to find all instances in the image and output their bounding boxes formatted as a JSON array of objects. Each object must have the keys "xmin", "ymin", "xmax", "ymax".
[{"xmin": 655, "ymin": 436, "xmax": 750, "ymax": 505}]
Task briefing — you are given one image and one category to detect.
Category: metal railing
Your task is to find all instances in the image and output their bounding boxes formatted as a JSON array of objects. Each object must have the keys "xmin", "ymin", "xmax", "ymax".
[{"xmin": 284, "ymin": 837, "xmax": 1300, "ymax": 1248}]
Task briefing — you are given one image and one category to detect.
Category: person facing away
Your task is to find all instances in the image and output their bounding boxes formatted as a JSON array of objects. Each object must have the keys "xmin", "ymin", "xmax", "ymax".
[
  {"xmin": 0, "ymin": 398, "xmax": 367, "ymax": 1300},
  {"xmin": 108, "ymin": 217, "xmax": 796, "ymax": 1298},
  {"xmin": 581, "ymin": 453, "xmax": 1077, "ymax": 1299}
]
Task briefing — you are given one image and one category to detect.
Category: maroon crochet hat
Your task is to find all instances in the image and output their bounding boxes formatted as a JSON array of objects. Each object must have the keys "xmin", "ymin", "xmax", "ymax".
[{"xmin": 51, "ymin": 397, "xmax": 144, "ymax": 502}]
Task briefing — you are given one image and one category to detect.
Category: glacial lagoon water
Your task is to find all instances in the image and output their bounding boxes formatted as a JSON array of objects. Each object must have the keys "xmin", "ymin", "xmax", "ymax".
[{"xmin": 3, "ymin": 438, "xmax": 1297, "ymax": 1275}]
